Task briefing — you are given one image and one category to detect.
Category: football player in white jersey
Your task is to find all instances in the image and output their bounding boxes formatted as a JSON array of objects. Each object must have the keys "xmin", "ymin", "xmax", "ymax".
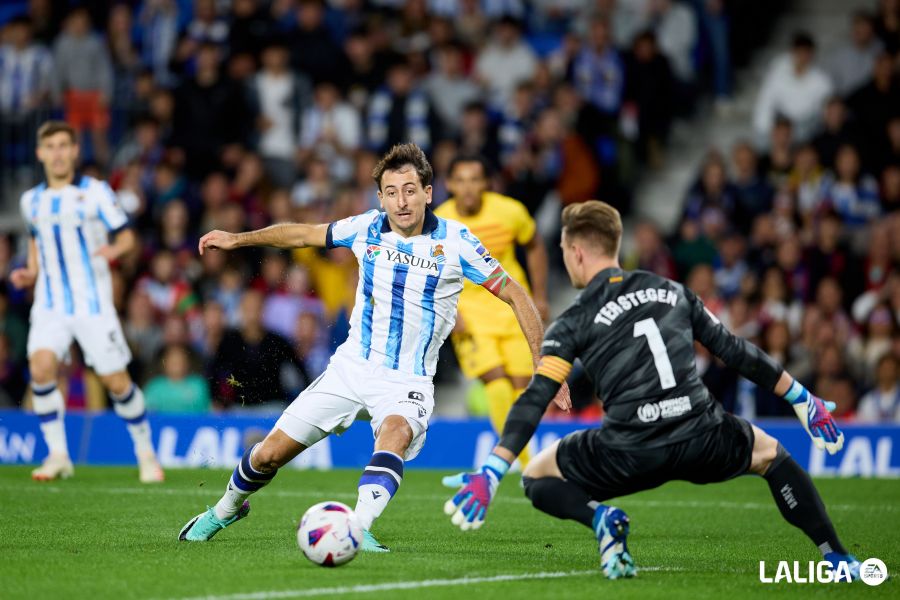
[
  {"xmin": 10, "ymin": 121, "xmax": 164, "ymax": 483},
  {"xmin": 179, "ymin": 143, "xmax": 570, "ymax": 550}
]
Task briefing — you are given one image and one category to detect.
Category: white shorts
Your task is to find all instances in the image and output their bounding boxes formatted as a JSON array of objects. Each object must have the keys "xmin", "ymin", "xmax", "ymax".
[
  {"xmin": 27, "ymin": 311, "xmax": 132, "ymax": 376},
  {"xmin": 276, "ymin": 352, "xmax": 435, "ymax": 461}
]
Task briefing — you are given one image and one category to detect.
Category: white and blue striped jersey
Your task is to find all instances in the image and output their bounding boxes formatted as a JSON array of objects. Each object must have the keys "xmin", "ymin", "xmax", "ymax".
[
  {"xmin": 20, "ymin": 175, "xmax": 130, "ymax": 317},
  {"xmin": 326, "ymin": 209, "xmax": 508, "ymax": 377}
]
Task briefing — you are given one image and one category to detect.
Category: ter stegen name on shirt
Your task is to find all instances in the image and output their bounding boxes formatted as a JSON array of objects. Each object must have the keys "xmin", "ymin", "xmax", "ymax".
[{"xmin": 594, "ymin": 288, "xmax": 678, "ymax": 326}]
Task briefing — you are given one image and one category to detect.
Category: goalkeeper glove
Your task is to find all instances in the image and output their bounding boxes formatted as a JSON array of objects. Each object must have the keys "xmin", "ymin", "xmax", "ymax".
[
  {"xmin": 441, "ymin": 453, "xmax": 510, "ymax": 531},
  {"xmin": 784, "ymin": 380, "xmax": 844, "ymax": 455}
]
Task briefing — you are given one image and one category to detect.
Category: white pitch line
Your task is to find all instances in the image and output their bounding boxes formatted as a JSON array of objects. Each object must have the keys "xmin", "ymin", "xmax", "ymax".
[
  {"xmin": 0, "ymin": 482, "xmax": 894, "ymax": 513},
  {"xmin": 167, "ymin": 569, "xmax": 602, "ymax": 600}
]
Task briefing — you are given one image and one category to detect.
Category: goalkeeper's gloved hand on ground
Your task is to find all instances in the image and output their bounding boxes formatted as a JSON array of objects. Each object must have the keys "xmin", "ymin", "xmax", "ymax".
[
  {"xmin": 441, "ymin": 453, "xmax": 510, "ymax": 531},
  {"xmin": 784, "ymin": 380, "xmax": 844, "ymax": 455}
]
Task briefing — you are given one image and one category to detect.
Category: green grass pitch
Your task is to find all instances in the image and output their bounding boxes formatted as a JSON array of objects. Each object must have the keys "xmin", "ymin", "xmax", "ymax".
[{"xmin": 1, "ymin": 466, "xmax": 897, "ymax": 599}]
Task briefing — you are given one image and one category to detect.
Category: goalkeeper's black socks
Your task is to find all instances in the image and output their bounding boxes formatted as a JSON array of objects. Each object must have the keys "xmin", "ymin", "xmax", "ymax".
[
  {"xmin": 763, "ymin": 446, "xmax": 848, "ymax": 555},
  {"xmin": 523, "ymin": 476, "xmax": 597, "ymax": 529}
]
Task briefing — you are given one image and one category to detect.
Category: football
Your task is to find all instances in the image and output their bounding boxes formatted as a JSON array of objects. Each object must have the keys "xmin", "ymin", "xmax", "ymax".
[{"xmin": 296, "ymin": 501, "xmax": 363, "ymax": 567}]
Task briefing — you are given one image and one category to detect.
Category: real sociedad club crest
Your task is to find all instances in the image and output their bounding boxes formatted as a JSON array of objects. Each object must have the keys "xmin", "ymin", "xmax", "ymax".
[
  {"xmin": 431, "ymin": 244, "xmax": 445, "ymax": 264},
  {"xmin": 366, "ymin": 245, "xmax": 381, "ymax": 260}
]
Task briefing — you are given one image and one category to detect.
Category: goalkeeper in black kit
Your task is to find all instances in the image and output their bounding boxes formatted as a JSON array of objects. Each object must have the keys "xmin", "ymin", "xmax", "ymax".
[{"xmin": 443, "ymin": 200, "xmax": 861, "ymax": 580}]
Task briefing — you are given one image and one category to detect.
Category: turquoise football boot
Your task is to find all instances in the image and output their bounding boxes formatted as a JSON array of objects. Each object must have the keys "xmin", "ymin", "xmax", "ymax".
[
  {"xmin": 361, "ymin": 529, "xmax": 390, "ymax": 552},
  {"xmin": 179, "ymin": 501, "xmax": 250, "ymax": 541},
  {"xmin": 594, "ymin": 505, "xmax": 637, "ymax": 579}
]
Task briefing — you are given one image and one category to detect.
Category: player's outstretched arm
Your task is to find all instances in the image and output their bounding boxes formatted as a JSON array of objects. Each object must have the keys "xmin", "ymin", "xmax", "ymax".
[
  {"xmin": 198, "ymin": 223, "xmax": 329, "ymax": 255},
  {"xmin": 686, "ymin": 287, "xmax": 844, "ymax": 454},
  {"xmin": 10, "ymin": 237, "xmax": 39, "ymax": 289}
]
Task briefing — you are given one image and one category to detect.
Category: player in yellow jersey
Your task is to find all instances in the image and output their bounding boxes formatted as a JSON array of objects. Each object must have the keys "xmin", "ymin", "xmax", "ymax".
[{"xmin": 435, "ymin": 155, "xmax": 550, "ymax": 467}]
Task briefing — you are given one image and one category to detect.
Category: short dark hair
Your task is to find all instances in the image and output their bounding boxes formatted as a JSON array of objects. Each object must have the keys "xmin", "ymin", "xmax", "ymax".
[
  {"xmin": 561, "ymin": 200, "xmax": 623, "ymax": 257},
  {"xmin": 372, "ymin": 143, "xmax": 433, "ymax": 190},
  {"xmin": 37, "ymin": 120, "xmax": 76, "ymax": 144},
  {"xmin": 792, "ymin": 31, "xmax": 815, "ymax": 50},
  {"xmin": 448, "ymin": 154, "xmax": 491, "ymax": 179}
]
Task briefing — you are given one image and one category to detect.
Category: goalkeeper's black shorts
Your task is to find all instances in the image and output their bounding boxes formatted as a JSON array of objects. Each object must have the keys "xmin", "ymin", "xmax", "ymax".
[{"xmin": 555, "ymin": 412, "xmax": 755, "ymax": 502}]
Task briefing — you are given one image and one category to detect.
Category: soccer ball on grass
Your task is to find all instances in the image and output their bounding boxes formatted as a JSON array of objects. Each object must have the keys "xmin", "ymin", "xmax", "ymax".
[{"xmin": 297, "ymin": 501, "xmax": 363, "ymax": 567}]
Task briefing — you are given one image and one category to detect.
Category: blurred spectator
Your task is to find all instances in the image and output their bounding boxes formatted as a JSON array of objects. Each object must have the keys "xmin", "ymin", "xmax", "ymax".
[
  {"xmin": 425, "ymin": 42, "xmax": 482, "ymax": 138},
  {"xmin": 53, "ymin": 8, "xmax": 114, "ymax": 164},
  {"xmin": 107, "ymin": 4, "xmax": 141, "ymax": 115},
  {"xmin": 124, "ymin": 291, "xmax": 165, "ymax": 380},
  {"xmin": 623, "ymin": 220, "xmax": 678, "ymax": 280},
  {"xmin": 229, "ymin": 0, "xmax": 275, "ymax": 56},
  {"xmin": 624, "ymin": 30, "xmax": 674, "ymax": 166},
  {"xmin": 812, "ymin": 97, "xmax": 859, "ymax": 170},
  {"xmin": 874, "ymin": 0, "xmax": 900, "ymax": 54},
  {"xmin": 683, "ymin": 156, "xmax": 738, "ymax": 223},
  {"xmin": 787, "ymin": 144, "xmax": 827, "ymax": 219},
  {"xmin": 759, "ymin": 117, "xmax": 795, "ymax": 189},
  {"xmin": 0, "ymin": 284, "xmax": 27, "ymax": 365},
  {"xmin": 848, "ymin": 305, "xmax": 896, "ymax": 384},
  {"xmin": 713, "ymin": 233, "xmax": 748, "ymax": 299},
  {"xmin": 882, "ymin": 164, "xmax": 900, "ymax": 213},
  {"xmin": 0, "ymin": 16, "xmax": 55, "ymax": 125},
  {"xmin": 210, "ymin": 289, "xmax": 307, "ymax": 409},
  {"xmin": 144, "ymin": 344, "xmax": 212, "ymax": 414},
  {"xmin": 826, "ymin": 11, "xmax": 884, "ymax": 96},
  {"xmin": 856, "ymin": 353, "xmax": 900, "ymax": 422},
  {"xmin": 474, "ymin": 16, "xmax": 537, "ymax": 110},
  {"xmin": 753, "ymin": 32, "xmax": 833, "ymax": 144},
  {"xmin": 262, "ymin": 265, "xmax": 325, "ymax": 341},
  {"xmin": 846, "ymin": 52, "xmax": 900, "ymax": 151},
  {"xmin": 456, "ymin": 101, "xmax": 500, "ymax": 168},
  {"xmin": 289, "ymin": 0, "xmax": 345, "ymax": 84},
  {"xmin": 299, "ymin": 81, "xmax": 362, "ymax": 182},
  {"xmin": 731, "ymin": 141, "xmax": 774, "ymax": 228},
  {"xmin": 138, "ymin": 0, "xmax": 180, "ymax": 86},
  {"xmin": 0, "ymin": 334, "xmax": 26, "ymax": 407},
  {"xmin": 171, "ymin": 43, "xmax": 255, "ymax": 178},
  {"xmin": 823, "ymin": 144, "xmax": 881, "ymax": 227},
  {"xmin": 251, "ymin": 43, "xmax": 311, "ymax": 188},
  {"xmin": 572, "ymin": 18, "xmax": 624, "ymax": 119},
  {"xmin": 367, "ymin": 59, "xmax": 436, "ymax": 154},
  {"xmin": 647, "ymin": 0, "xmax": 697, "ymax": 87}
]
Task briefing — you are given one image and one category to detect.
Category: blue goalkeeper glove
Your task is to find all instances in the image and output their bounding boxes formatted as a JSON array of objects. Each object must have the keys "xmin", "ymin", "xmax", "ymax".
[
  {"xmin": 441, "ymin": 454, "xmax": 510, "ymax": 531},
  {"xmin": 784, "ymin": 380, "xmax": 844, "ymax": 455}
]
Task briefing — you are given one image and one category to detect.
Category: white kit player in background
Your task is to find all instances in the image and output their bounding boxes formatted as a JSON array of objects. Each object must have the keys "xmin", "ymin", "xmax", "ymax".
[
  {"xmin": 178, "ymin": 143, "xmax": 569, "ymax": 550},
  {"xmin": 10, "ymin": 121, "xmax": 164, "ymax": 483}
]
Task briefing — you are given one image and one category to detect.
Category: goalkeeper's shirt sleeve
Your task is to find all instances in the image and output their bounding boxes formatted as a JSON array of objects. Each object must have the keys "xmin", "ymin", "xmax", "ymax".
[
  {"xmin": 684, "ymin": 285, "xmax": 783, "ymax": 391},
  {"xmin": 498, "ymin": 314, "xmax": 579, "ymax": 457}
]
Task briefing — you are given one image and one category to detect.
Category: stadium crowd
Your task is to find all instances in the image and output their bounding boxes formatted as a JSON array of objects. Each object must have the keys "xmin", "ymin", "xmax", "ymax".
[{"xmin": 0, "ymin": 0, "xmax": 897, "ymax": 423}]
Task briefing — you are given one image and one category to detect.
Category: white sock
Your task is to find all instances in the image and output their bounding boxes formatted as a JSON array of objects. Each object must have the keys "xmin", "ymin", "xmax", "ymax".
[
  {"xmin": 32, "ymin": 382, "xmax": 68, "ymax": 456},
  {"xmin": 355, "ymin": 451, "xmax": 404, "ymax": 531},
  {"xmin": 214, "ymin": 443, "xmax": 277, "ymax": 520},
  {"xmin": 110, "ymin": 384, "xmax": 154, "ymax": 456}
]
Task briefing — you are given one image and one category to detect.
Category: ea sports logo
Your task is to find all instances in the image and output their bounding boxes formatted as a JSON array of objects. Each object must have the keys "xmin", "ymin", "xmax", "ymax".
[
  {"xmin": 637, "ymin": 403, "xmax": 660, "ymax": 423},
  {"xmin": 860, "ymin": 558, "xmax": 888, "ymax": 586}
]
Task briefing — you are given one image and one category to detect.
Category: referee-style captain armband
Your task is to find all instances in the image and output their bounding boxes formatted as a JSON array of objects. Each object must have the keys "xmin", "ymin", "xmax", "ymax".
[{"xmin": 535, "ymin": 356, "xmax": 573, "ymax": 383}]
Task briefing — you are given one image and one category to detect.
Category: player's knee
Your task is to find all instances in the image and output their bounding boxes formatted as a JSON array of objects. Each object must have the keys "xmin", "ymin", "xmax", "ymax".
[
  {"xmin": 29, "ymin": 353, "xmax": 58, "ymax": 385},
  {"xmin": 100, "ymin": 372, "xmax": 132, "ymax": 397},
  {"xmin": 377, "ymin": 415, "xmax": 413, "ymax": 449},
  {"xmin": 749, "ymin": 427, "xmax": 780, "ymax": 476}
]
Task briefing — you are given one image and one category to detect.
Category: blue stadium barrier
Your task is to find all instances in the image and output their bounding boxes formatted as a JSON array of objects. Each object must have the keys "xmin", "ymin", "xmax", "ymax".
[{"xmin": 0, "ymin": 409, "xmax": 898, "ymax": 477}]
